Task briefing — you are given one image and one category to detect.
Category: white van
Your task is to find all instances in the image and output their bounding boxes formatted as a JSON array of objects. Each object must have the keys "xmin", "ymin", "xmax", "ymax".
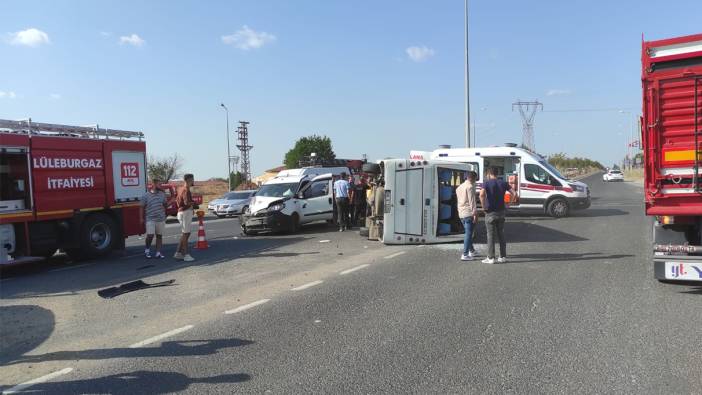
[
  {"xmin": 379, "ymin": 159, "xmax": 477, "ymax": 245},
  {"xmin": 410, "ymin": 144, "xmax": 590, "ymax": 218},
  {"xmin": 241, "ymin": 166, "xmax": 350, "ymax": 235}
]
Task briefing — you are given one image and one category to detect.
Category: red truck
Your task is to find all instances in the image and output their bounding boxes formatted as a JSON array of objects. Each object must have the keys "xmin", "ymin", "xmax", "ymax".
[
  {"xmin": 147, "ymin": 182, "xmax": 203, "ymax": 217},
  {"xmin": 642, "ymin": 33, "xmax": 702, "ymax": 282},
  {"xmin": 0, "ymin": 119, "xmax": 147, "ymax": 264}
]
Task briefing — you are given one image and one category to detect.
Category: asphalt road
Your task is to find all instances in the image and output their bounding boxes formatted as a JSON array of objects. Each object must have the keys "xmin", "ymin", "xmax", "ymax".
[{"xmin": 2, "ymin": 173, "xmax": 701, "ymax": 394}]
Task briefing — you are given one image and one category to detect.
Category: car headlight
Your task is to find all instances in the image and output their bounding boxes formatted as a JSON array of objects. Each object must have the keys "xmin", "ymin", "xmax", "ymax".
[
  {"xmin": 220, "ymin": 205, "xmax": 230, "ymax": 209},
  {"xmin": 268, "ymin": 202, "xmax": 285, "ymax": 212}
]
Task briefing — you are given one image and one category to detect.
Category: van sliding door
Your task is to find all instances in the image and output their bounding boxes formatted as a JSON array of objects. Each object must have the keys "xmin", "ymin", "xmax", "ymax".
[{"xmin": 392, "ymin": 168, "xmax": 424, "ymax": 236}]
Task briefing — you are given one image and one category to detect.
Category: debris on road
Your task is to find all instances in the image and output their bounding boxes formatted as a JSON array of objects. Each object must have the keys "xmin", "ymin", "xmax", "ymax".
[{"xmin": 98, "ymin": 279, "xmax": 176, "ymax": 299}]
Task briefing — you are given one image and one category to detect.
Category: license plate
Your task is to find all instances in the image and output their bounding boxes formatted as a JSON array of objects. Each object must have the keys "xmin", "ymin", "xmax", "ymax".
[{"xmin": 664, "ymin": 262, "xmax": 702, "ymax": 280}]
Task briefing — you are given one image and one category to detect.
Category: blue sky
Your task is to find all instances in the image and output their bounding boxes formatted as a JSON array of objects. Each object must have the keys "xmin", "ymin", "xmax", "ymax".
[{"xmin": 1, "ymin": 0, "xmax": 700, "ymax": 177}]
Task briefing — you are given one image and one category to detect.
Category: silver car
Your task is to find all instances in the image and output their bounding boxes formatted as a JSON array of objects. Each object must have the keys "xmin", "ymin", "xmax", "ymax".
[{"xmin": 211, "ymin": 190, "xmax": 257, "ymax": 218}]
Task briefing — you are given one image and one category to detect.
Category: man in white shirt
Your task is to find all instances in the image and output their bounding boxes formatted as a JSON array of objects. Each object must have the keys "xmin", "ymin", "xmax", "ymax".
[
  {"xmin": 333, "ymin": 172, "xmax": 351, "ymax": 231},
  {"xmin": 456, "ymin": 171, "xmax": 478, "ymax": 261}
]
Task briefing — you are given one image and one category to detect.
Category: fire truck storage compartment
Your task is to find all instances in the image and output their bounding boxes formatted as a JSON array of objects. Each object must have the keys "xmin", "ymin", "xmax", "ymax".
[
  {"xmin": 437, "ymin": 167, "xmax": 466, "ymax": 236},
  {"xmin": 0, "ymin": 147, "xmax": 31, "ymax": 212}
]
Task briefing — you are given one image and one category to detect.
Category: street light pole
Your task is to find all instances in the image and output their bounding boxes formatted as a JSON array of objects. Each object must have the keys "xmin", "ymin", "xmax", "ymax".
[
  {"xmin": 220, "ymin": 103, "xmax": 232, "ymax": 191},
  {"xmin": 464, "ymin": 0, "xmax": 471, "ymax": 148}
]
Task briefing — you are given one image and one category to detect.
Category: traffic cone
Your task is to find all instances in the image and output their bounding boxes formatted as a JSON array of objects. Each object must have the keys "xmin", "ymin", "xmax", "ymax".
[{"xmin": 194, "ymin": 210, "xmax": 209, "ymax": 249}]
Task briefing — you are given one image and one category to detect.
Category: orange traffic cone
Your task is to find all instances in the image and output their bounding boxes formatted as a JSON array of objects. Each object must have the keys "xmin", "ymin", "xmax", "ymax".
[{"xmin": 194, "ymin": 210, "xmax": 209, "ymax": 249}]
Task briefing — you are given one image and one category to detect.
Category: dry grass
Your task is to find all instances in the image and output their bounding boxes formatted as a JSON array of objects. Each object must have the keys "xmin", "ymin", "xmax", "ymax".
[
  {"xmin": 192, "ymin": 180, "xmax": 229, "ymax": 206},
  {"xmin": 624, "ymin": 168, "xmax": 644, "ymax": 182}
]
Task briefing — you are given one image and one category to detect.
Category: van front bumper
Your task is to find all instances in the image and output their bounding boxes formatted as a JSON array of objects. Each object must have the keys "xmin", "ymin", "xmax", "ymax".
[
  {"xmin": 568, "ymin": 196, "xmax": 591, "ymax": 210},
  {"xmin": 241, "ymin": 211, "xmax": 292, "ymax": 233}
]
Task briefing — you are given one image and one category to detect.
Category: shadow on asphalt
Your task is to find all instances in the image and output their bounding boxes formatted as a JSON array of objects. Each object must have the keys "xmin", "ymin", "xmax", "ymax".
[
  {"xmin": 506, "ymin": 252, "xmax": 634, "ymax": 263},
  {"xmin": 572, "ymin": 208, "xmax": 629, "ymax": 217},
  {"xmin": 2, "ymin": 370, "xmax": 251, "ymax": 394},
  {"xmin": 0, "ymin": 305, "xmax": 55, "ymax": 366},
  {"xmin": 501, "ymin": 222, "xmax": 587, "ymax": 243},
  {"xmin": 678, "ymin": 286, "xmax": 702, "ymax": 294},
  {"xmin": 2, "ymin": 338, "xmax": 253, "ymax": 367},
  {"xmin": 0, "ymin": 236, "xmax": 309, "ymax": 298}
]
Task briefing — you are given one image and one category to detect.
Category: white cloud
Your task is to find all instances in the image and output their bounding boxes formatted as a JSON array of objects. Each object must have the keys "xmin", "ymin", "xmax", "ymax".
[
  {"xmin": 0, "ymin": 91, "xmax": 17, "ymax": 99},
  {"xmin": 7, "ymin": 28, "xmax": 50, "ymax": 47},
  {"xmin": 546, "ymin": 89, "xmax": 572, "ymax": 96},
  {"xmin": 406, "ymin": 46, "xmax": 435, "ymax": 62},
  {"xmin": 221, "ymin": 26, "xmax": 276, "ymax": 50},
  {"xmin": 119, "ymin": 34, "xmax": 145, "ymax": 47},
  {"xmin": 50, "ymin": 93, "xmax": 61, "ymax": 100}
]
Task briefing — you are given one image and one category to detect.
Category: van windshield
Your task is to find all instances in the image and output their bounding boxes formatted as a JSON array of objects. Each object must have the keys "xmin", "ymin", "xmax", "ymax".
[
  {"xmin": 539, "ymin": 160, "xmax": 567, "ymax": 180},
  {"xmin": 256, "ymin": 183, "xmax": 298, "ymax": 198}
]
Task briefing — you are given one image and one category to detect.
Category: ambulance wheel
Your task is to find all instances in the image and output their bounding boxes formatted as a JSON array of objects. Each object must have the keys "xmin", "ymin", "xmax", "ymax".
[
  {"xmin": 72, "ymin": 213, "xmax": 117, "ymax": 260},
  {"xmin": 547, "ymin": 198, "xmax": 569, "ymax": 218}
]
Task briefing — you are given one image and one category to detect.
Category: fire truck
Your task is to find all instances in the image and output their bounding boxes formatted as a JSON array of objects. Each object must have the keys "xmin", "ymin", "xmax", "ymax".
[
  {"xmin": 642, "ymin": 33, "xmax": 702, "ymax": 282},
  {"xmin": 0, "ymin": 119, "xmax": 146, "ymax": 264}
]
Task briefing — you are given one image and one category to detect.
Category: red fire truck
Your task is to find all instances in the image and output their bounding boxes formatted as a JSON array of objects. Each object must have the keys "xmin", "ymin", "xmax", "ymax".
[
  {"xmin": 642, "ymin": 33, "xmax": 702, "ymax": 282},
  {"xmin": 0, "ymin": 119, "xmax": 146, "ymax": 264}
]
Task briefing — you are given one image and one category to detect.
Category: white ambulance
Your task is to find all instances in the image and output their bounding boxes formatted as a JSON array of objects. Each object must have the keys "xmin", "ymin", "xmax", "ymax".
[{"xmin": 409, "ymin": 144, "xmax": 591, "ymax": 218}]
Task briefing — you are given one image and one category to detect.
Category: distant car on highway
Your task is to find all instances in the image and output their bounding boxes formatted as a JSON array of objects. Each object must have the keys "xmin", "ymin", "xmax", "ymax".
[
  {"xmin": 208, "ymin": 190, "xmax": 256, "ymax": 218},
  {"xmin": 603, "ymin": 169, "xmax": 624, "ymax": 182}
]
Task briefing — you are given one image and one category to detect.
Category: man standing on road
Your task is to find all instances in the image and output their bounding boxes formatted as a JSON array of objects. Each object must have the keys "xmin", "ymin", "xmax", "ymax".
[
  {"xmin": 142, "ymin": 179, "xmax": 168, "ymax": 259},
  {"xmin": 479, "ymin": 167, "xmax": 512, "ymax": 264},
  {"xmin": 175, "ymin": 173, "xmax": 196, "ymax": 262},
  {"xmin": 456, "ymin": 171, "xmax": 478, "ymax": 261},
  {"xmin": 334, "ymin": 172, "xmax": 351, "ymax": 231}
]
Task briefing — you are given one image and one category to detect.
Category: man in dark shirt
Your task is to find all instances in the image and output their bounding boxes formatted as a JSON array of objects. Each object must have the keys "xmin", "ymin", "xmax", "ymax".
[{"xmin": 479, "ymin": 167, "xmax": 513, "ymax": 264}]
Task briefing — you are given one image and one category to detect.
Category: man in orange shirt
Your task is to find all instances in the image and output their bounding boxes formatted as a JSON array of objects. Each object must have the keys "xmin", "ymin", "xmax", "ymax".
[{"xmin": 175, "ymin": 173, "xmax": 195, "ymax": 262}]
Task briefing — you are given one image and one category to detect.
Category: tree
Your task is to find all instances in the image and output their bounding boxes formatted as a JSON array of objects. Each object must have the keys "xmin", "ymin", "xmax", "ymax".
[
  {"xmin": 284, "ymin": 135, "xmax": 335, "ymax": 169},
  {"xmin": 229, "ymin": 171, "xmax": 244, "ymax": 191},
  {"xmin": 147, "ymin": 154, "xmax": 183, "ymax": 182}
]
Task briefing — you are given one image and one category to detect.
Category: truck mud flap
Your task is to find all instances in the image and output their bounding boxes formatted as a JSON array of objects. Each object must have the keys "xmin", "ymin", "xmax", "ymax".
[{"xmin": 653, "ymin": 255, "xmax": 702, "ymax": 282}]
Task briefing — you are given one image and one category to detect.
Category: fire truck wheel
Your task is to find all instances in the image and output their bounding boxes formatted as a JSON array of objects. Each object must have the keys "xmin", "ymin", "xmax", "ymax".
[
  {"xmin": 78, "ymin": 213, "xmax": 117, "ymax": 259},
  {"xmin": 362, "ymin": 163, "xmax": 381, "ymax": 174},
  {"xmin": 547, "ymin": 198, "xmax": 569, "ymax": 218}
]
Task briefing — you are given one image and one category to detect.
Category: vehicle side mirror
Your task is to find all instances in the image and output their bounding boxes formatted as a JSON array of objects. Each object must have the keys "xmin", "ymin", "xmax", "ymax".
[{"xmin": 297, "ymin": 192, "xmax": 305, "ymax": 199}]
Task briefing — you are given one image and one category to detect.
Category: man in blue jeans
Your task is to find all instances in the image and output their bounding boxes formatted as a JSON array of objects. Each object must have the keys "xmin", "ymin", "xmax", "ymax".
[
  {"xmin": 456, "ymin": 171, "xmax": 478, "ymax": 261},
  {"xmin": 479, "ymin": 167, "xmax": 513, "ymax": 264}
]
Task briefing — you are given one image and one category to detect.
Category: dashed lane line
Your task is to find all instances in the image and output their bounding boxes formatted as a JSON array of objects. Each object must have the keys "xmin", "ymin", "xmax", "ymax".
[
  {"xmin": 3, "ymin": 367, "xmax": 74, "ymax": 394},
  {"xmin": 291, "ymin": 280, "xmax": 324, "ymax": 291},
  {"xmin": 224, "ymin": 299, "xmax": 270, "ymax": 315},
  {"xmin": 339, "ymin": 264, "xmax": 370, "ymax": 275},
  {"xmin": 128, "ymin": 325, "xmax": 194, "ymax": 348},
  {"xmin": 384, "ymin": 251, "xmax": 407, "ymax": 259}
]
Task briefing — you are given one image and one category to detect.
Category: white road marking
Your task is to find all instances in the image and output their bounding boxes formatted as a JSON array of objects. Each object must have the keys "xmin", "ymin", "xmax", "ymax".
[
  {"xmin": 339, "ymin": 264, "xmax": 370, "ymax": 275},
  {"xmin": 129, "ymin": 325, "xmax": 194, "ymax": 348},
  {"xmin": 384, "ymin": 251, "xmax": 407, "ymax": 259},
  {"xmin": 319, "ymin": 240, "xmax": 331, "ymax": 243},
  {"xmin": 224, "ymin": 299, "xmax": 270, "ymax": 315},
  {"xmin": 3, "ymin": 367, "xmax": 74, "ymax": 394},
  {"xmin": 291, "ymin": 280, "xmax": 323, "ymax": 291}
]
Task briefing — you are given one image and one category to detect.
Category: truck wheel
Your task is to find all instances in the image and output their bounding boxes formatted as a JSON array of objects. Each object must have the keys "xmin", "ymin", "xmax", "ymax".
[
  {"xmin": 547, "ymin": 198, "xmax": 569, "ymax": 218},
  {"xmin": 362, "ymin": 163, "xmax": 381, "ymax": 174},
  {"xmin": 73, "ymin": 213, "xmax": 117, "ymax": 260}
]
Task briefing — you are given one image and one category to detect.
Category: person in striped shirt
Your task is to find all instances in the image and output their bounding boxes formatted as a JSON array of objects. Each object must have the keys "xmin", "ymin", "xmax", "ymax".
[{"xmin": 142, "ymin": 178, "xmax": 168, "ymax": 259}]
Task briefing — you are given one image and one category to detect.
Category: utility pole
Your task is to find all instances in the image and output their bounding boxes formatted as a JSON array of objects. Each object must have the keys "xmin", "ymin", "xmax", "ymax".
[
  {"xmin": 237, "ymin": 121, "xmax": 253, "ymax": 184},
  {"xmin": 464, "ymin": 0, "xmax": 471, "ymax": 148},
  {"xmin": 220, "ymin": 103, "xmax": 232, "ymax": 191},
  {"xmin": 512, "ymin": 100, "xmax": 543, "ymax": 151}
]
